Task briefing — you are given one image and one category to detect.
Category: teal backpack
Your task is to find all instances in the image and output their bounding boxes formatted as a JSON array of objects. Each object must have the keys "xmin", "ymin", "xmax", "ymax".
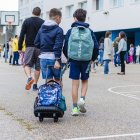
[{"xmin": 68, "ymin": 26, "xmax": 94, "ymax": 61}]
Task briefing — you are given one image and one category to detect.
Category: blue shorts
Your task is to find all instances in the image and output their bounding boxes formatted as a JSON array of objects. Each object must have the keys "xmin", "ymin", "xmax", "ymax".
[
  {"xmin": 40, "ymin": 59, "xmax": 61, "ymax": 80},
  {"xmin": 69, "ymin": 61, "xmax": 90, "ymax": 80}
]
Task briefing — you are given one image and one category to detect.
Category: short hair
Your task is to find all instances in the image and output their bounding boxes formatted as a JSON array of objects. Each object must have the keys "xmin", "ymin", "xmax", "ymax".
[
  {"xmin": 119, "ymin": 31, "xmax": 126, "ymax": 39},
  {"xmin": 105, "ymin": 31, "xmax": 112, "ymax": 38},
  {"xmin": 73, "ymin": 9, "xmax": 87, "ymax": 22},
  {"xmin": 32, "ymin": 7, "xmax": 41, "ymax": 16},
  {"xmin": 49, "ymin": 8, "xmax": 62, "ymax": 18}
]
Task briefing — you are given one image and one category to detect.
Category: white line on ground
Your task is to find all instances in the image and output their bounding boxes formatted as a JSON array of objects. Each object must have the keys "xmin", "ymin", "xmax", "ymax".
[
  {"xmin": 63, "ymin": 133, "xmax": 140, "ymax": 140},
  {"xmin": 120, "ymin": 91, "xmax": 140, "ymax": 94},
  {"xmin": 108, "ymin": 85, "xmax": 140, "ymax": 101}
]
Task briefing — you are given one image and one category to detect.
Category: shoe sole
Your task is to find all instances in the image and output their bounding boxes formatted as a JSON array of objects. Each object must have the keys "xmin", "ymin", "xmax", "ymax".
[
  {"xmin": 25, "ymin": 79, "xmax": 34, "ymax": 90},
  {"xmin": 71, "ymin": 113, "xmax": 79, "ymax": 116},
  {"xmin": 78, "ymin": 102, "xmax": 87, "ymax": 113}
]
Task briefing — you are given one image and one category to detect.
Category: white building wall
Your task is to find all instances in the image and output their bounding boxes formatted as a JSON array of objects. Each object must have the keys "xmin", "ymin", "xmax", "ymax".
[{"xmin": 18, "ymin": 0, "xmax": 140, "ymax": 34}]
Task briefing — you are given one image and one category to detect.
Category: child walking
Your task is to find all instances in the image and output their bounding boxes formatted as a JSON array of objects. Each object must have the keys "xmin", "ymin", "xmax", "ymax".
[
  {"xmin": 63, "ymin": 9, "xmax": 99, "ymax": 116},
  {"xmin": 34, "ymin": 8, "xmax": 64, "ymax": 83}
]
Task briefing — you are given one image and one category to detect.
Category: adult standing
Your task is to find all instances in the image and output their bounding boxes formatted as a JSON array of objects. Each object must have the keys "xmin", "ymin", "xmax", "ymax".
[
  {"xmin": 18, "ymin": 7, "xmax": 44, "ymax": 91},
  {"xmin": 117, "ymin": 31, "xmax": 127, "ymax": 75},
  {"xmin": 103, "ymin": 31, "xmax": 113, "ymax": 74},
  {"xmin": 136, "ymin": 45, "xmax": 140, "ymax": 64}
]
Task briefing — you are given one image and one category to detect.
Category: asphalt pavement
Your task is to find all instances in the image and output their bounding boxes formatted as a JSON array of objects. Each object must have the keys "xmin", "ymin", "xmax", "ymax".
[{"xmin": 0, "ymin": 60, "xmax": 140, "ymax": 140}]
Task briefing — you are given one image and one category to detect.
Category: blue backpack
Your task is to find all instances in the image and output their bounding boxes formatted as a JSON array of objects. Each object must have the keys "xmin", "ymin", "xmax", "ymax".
[{"xmin": 37, "ymin": 80, "xmax": 66, "ymax": 111}]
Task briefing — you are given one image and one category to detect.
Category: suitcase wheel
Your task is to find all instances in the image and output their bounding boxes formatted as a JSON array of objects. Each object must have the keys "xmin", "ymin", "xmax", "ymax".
[
  {"xmin": 54, "ymin": 117, "xmax": 58, "ymax": 123},
  {"xmin": 39, "ymin": 117, "xmax": 43, "ymax": 122}
]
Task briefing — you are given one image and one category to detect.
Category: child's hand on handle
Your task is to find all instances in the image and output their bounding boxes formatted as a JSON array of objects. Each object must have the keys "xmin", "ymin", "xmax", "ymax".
[{"xmin": 54, "ymin": 60, "xmax": 61, "ymax": 69}]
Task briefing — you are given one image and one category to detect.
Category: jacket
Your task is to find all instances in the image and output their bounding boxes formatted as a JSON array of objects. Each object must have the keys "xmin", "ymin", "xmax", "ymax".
[
  {"xmin": 34, "ymin": 20, "xmax": 64, "ymax": 59},
  {"xmin": 103, "ymin": 38, "xmax": 113, "ymax": 60},
  {"xmin": 12, "ymin": 38, "xmax": 18, "ymax": 52},
  {"xmin": 117, "ymin": 38, "xmax": 127, "ymax": 54},
  {"xmin": 63, "ymin": 21, "xmax": 99, "ymax": 62}
]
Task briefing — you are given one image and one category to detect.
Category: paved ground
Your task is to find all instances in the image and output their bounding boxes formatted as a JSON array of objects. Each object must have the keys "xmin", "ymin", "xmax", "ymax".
[{"xmin": 0, "ymin": 60, "xmax": 140, "ymax": 140}]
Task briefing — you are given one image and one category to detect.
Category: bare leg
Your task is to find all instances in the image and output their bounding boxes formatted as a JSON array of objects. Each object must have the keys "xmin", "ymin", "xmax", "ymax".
[
  {"xmin": 81, "ymin": 80, "xmax": 88, "ymax": 97},
  {"xmin": 24, "ymin": 66, "xmax": 32, "ymax": 78},
  {"xmin": 72, "ymin": 80, "xmax": 80, "ymax": 104},
  {"xmin": 24, "ymin": 66, "xmax": 34, "ymax": 90},
  {"xmin": 34, "ymin": 70, "xmax": 40, "ymax": 84}
]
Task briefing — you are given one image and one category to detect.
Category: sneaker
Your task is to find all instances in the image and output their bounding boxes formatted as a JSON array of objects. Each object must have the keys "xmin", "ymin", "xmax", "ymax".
[
  {"xmin": 33, "ymin": 84, "xmax": 38, "ymax": 91},
  {"xmin": 25, "ymin": 77, "xmax": 34, "ymax": 90},
  {"xmin": 78, "ymin": 98, "xmax": 87, "ymax": 113},
  {"xmin": 71, "ymin": 107, "xmax": 79, "ymax": 116}
]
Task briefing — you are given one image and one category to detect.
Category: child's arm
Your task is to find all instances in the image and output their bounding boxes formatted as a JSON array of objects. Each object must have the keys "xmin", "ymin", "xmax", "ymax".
[
  {"xmin": 53, "ymin": 28, "xmax": 64, "ymax": 63},
  {"xmin": 91, "ymin": 31, "xmax": 99, "ymax": 62},
  {"xmin": 63, "ymin": 29, "xmax": 71, "ymax": 58},
  {"xmin": 18, "ymin": 21, "xmax": 27, "ymax": 51},
  {"xmin": 34, "ymin": 29, "xmax": 41, "ymax": 49}
]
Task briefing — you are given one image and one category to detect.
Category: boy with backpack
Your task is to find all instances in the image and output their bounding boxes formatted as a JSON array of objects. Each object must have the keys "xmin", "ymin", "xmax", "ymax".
[
  {"xmin": 63, "ymin": 9, "xmax": 99, "ymax": 116},
  {"xmin": 34, "ymin": 8, "xmax": 64, "ymax": 83}
]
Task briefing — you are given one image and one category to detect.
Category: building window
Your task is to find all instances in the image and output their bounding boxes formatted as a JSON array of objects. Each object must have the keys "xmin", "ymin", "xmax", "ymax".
[
  {"xmin": 96, "ymin": 0, "xmax": 103, "ymax": 10},
  {"xmin": 110, "ymin": 0, "xmax": 124, "ymax": 8},
  {"xmin": 79, "ymin": 1, "xmax": 87, "ymax": 10},
  {"xmin": 66, "ymin": 5, "xmax": 74, "ymax": 17}
]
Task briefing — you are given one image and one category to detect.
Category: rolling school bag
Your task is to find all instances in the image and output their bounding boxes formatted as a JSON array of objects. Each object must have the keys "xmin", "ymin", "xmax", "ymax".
[{"xmin": 34, "ymin": 65, "xmax": 67, "ymax": 123}]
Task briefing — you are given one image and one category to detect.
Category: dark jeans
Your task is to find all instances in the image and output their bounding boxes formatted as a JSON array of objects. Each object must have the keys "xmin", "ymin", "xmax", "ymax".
[
  {"xmin": 120, "ymin": 51, "xmax": 126, "ymax": 73},
  {"xmin": 114, "ymin": 53, "xmax": 120, "ymax": 66},
  {"xmin": 13, "ymin": 52, "xmax": 19, "ymax": 65}
]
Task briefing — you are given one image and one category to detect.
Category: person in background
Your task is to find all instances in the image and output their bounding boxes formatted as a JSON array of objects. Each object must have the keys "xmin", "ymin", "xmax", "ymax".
[
  {"xmin": 129, "ymin": 44, "xmax": 134, "ymax": 64},
  {"xmin": 21, "ymin": 40, "xmax": 26, "ymax": 65},
  {"xmin": 113, "ymin": 37, "xmax": 121, "ymax": 67},
  {"xmin": 117, "ymin": 31, "xmax": 127, "ymax": 75},
  {"xmin": 18, "ymin": 7, "xmax": 44, "ymax": 91},
  {"xmin": 3, "ymin": 41, "xmax": 9, "ymax": 59},
  {"xmin": 12, "ymin": 35, "xmax": 19, "ymax": 66},
  {"xmin": 103, "ymin": 31, "xmax": 113, "ymax": 74},
  {"xmin": 9, "ymin": 38, "xmax": 13, "ymax": 65},
  {"xmin": 136, "ymin": 45, "xmax": 140, "ymax": 64},
  {"xmin": 98, "ymin": 37, "xmax": 104, "ymax": 66},
  {"xmin": 0, "ymin": 45, "xmax": 2, "ymax": 58}
]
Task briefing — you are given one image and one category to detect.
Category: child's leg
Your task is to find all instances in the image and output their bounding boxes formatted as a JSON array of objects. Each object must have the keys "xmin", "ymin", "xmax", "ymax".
[
  {"xmin": 72, "ymin": 80, "xmax": 80, "ymax": 106},
  {"xmin": 81, "ymin": 80, "xmax": 88, "ymax": 98}
]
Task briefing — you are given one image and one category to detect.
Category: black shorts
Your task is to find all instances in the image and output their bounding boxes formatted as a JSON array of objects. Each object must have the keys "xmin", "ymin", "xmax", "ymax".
[{"xmin": 24, "ymin": 47, "xmax": 40, "ymax": 71}]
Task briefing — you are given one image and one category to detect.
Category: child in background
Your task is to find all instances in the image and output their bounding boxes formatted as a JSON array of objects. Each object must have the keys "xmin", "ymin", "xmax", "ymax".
[
  {"xmin": 136, "ymin": 45, "xmax": 140, "ymax": 64},
  {"xmin": 129, "ymin": 44, "xmax": 134, "ymax": 63}
]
